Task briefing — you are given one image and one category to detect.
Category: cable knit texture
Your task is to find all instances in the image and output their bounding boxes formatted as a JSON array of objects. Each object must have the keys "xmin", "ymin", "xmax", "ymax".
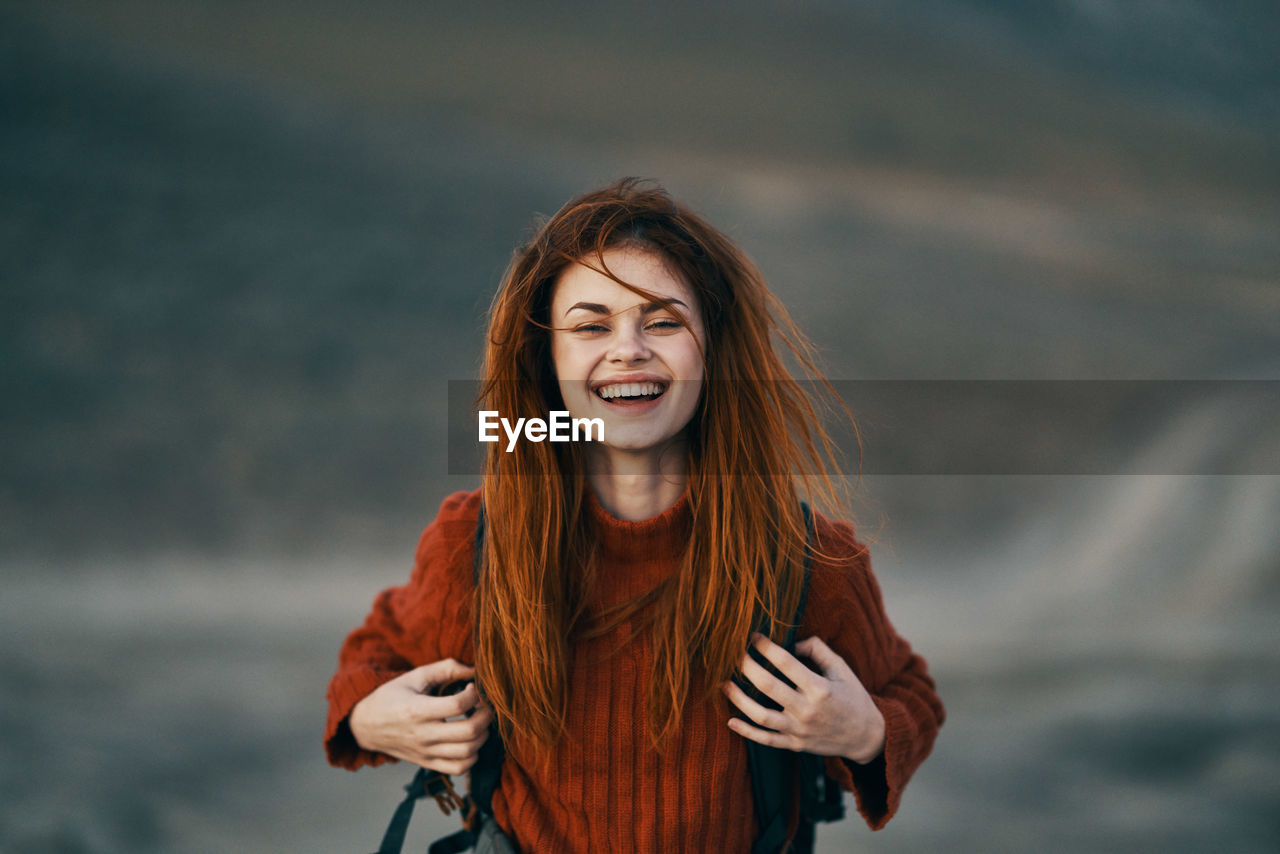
[{"xmin": 325, "ymin": 488, "xmax": 945, "ymax": 852}]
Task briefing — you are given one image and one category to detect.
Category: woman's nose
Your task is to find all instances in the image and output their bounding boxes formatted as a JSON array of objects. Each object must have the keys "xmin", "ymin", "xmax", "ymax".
[{"xmin": 607, "ymin": 323, "xmax": 651, "ymax": 363}]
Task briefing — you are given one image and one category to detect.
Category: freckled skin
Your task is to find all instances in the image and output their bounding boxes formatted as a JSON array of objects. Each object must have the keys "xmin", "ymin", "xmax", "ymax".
[{"xmin": 550, "ymin": 247, "xmax": 707, "ymax": 466}]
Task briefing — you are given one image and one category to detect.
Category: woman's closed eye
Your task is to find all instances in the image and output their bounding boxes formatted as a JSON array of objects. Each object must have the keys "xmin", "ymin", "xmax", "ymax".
[{"xmin": 571, "ymin": 319, "xmax": 684, "ymax": 335}]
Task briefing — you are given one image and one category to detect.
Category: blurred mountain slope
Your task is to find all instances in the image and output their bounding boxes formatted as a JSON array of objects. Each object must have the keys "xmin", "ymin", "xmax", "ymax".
[{"xmin": 2, "ymin": 0, "xmax": 1277, "ymax": 557}]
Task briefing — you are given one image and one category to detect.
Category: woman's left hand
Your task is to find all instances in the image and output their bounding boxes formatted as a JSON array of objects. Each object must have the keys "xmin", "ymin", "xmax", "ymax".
[{"xmin": 722, "ymin": 634, "xmax": 886, "ymax": 764}]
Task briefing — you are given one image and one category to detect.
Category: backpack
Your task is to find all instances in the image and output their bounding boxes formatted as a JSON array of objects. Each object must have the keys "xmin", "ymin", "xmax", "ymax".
[{"xmin": 368, "ymin": 502, "xmax": 844, "ymax": 854}]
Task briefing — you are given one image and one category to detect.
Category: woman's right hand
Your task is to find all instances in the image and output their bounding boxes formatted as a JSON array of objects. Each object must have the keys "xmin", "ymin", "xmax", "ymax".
[{"xmin": 349, "ymin": 658, "xmax": 493, "ymax": 775}]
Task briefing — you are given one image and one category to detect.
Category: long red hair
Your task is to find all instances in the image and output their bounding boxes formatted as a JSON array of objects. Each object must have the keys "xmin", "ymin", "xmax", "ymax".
[{"xmin": 476, "ymin": 178, "xmax": 853, "ymax": 748}]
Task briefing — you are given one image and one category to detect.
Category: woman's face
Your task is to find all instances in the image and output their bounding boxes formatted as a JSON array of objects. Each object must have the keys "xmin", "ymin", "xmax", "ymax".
[{"xmin": 550, "ymin": 246, "xmax": 706, "ymax": 463}]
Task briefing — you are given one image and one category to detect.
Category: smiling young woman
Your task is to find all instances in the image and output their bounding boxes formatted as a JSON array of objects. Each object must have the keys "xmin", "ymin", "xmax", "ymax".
[
  {"xmin": 551, "ymin": 246, "xmax": 706, "ymax": 487},
  {"xmin": 324, "ymin": 178, "xmax": 944, "ymax": 853}
]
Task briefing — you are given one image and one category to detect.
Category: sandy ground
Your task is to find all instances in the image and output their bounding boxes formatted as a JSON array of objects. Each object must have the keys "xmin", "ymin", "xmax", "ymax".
[{"xmin": 4, "ymin": 480, "xmax": 1278, "ymax": 853}]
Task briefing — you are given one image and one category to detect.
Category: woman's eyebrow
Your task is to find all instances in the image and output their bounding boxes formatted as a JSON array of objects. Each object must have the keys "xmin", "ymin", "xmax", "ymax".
[
  {"xmin": 565, "ymin": 302, "xmax": 611, "ymax": 317},
  {"xmin": 565, "ymin": 299, "xmax": 688, "ymax": 318}
]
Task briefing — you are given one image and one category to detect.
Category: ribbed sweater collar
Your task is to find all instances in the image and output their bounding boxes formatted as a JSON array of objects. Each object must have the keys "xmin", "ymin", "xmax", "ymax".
[{"xmin": 585, "ymin": 487, "xmax": 691, "ymax": 567}]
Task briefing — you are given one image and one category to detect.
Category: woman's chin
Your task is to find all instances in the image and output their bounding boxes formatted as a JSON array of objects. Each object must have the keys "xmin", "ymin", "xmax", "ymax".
[{"xmin": 587, "ymin": 433, "xmax": 688, "ymax": 464}]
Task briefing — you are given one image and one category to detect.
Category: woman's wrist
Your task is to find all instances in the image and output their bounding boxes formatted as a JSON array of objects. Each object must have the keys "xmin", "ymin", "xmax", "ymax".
[
  {"xmin": 348, "ymin": 695, "xmax": 376, "ymax": 752},
  {"xmin": 845, "ymin": 704, "xmax": 886, "ymax": 765}
]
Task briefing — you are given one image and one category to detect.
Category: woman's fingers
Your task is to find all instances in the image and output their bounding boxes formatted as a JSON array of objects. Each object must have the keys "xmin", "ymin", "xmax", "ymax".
[
  {"xmin": 738, "ymin": 653, "xmax": 801, "ymax": 710},
  {"xmin": 421, "ymin": 730, "xmax": 491, "ymax": 760},
  {"xmin": 726, "ymin": 717, "xmax": 798, "ymax": 751},
  {"xmin": 397, "ymin": 708, "xmax": 491, "ymax": 770},
  {"xmin": 726, "ymin": 635, "xmax": 884, "ymax": 760},
  {"xmin": 410, "ymin": 682, "xmax": 481, "ymax": 722},
  {"xmin": 413, "ymin": 702, "xmax": 493, "ymax": 744},
  {"xmin": 794, "ymin": 635, "xmax": 854, "ymax": 680},
  {"xmin": 734, "ymin": 633, "xmax": 828, "ymax": 711},
  {"xmin": 415, "ymin": 715, "xmax": 489, "ymax": 746},
  {"xmin": 721, "ymin": 679, "xmax": 789, "ymax": 732},
  {"xmin": 350, "ymin": 657, "xmax": 496, "ymax": 775},
  {"xmin": 399, "ymin": 658, "xmax": 476, "ymax": 693},
  {"xmin": 748, "ymin": 634, "xmax": 822, "ymax": 693},
  {"xmin": 469, "ymin": 696, "xmax": 495, "ymax": 725}
]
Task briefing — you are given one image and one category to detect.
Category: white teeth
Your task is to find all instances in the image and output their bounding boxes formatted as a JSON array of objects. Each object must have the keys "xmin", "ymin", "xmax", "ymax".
[{"xmin": 596, "ymin": 381, "xmax": 665, "ymax": 400}]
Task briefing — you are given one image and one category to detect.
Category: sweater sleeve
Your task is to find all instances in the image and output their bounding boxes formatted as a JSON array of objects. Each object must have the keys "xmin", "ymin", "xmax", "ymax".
[
  {"xmin": 323, "ymin": 488, "xmax": 482, "ymax": 770},
  {"xmin": 802, "ymin": 514, "xmax": 945, "ymax": 830}
]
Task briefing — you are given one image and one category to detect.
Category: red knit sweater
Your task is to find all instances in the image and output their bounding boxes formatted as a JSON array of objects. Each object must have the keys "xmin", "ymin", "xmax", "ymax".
[{"xmin": 325, "ymin": 488, "xmax": 944, "ymax": 852}]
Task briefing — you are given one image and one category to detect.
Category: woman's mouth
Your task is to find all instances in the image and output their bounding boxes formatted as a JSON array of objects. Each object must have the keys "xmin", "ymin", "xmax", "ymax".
[{"xmin": 593, "ymin": 381, "xmax": 667, "ymax": 404}]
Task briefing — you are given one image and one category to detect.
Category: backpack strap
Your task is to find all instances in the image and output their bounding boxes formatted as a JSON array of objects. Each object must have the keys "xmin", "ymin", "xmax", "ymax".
[
  {"xmin": 417, "ymin": 503, "xmax": 507, "ymax": 854},
  {"xmin": 746, "ymin": 501, "xmax": 820, "ymax": 854},
  {"xmin": 790, "ymin": 513, "xmax": 844, "ymax": 836},
  {"xmin": 370, "ymin": 766, "xmax": 456, "ymax": 854},
  {"xmin": 467, "ymin": 503, "xmax": 507, "ymax": 817}
]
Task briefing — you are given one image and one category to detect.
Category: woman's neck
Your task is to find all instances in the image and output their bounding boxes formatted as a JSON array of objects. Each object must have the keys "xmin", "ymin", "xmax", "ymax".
[{"xmin": 586, "ymin": 440, "xmax": 688, "ymax": 521}]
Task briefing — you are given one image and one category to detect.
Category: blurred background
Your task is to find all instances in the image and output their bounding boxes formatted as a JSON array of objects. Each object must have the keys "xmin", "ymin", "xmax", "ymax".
[{"xmin": 3, "ymin": 1, "xmax": 1278, "ymax": 851}]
